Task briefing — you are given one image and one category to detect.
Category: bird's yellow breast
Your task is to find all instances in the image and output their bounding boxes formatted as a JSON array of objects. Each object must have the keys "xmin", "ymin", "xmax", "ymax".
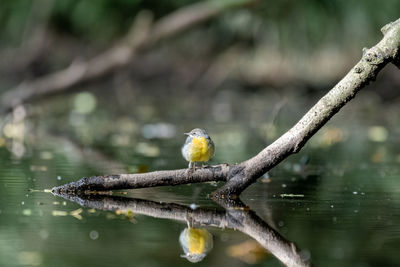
[
  {"xmin": 187, "ymin": 228, "xmax": 208, "ymax": 254},
  {"xmin": 189, "ymin": 137, "xmax": 213, "ymax": 162}
]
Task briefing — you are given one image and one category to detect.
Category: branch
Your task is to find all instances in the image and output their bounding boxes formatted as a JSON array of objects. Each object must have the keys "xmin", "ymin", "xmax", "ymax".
[
  {"xmin": 53, "ymin": 18, "xmax": 400, "ymax": 197},
  {"xmin": 53, "ymin": 165, "xmax": 229, "ymax": 193},
  {"xmin": 0, "ymin": 0, "xmax": 255, "ymax": 112},
  {"xmin": 214, "ymin": 17, "xmax": 400, "ymax": 196},
  {"xmin": 52, "ymin": 192, "xmax": 312, "ymax": 267}
]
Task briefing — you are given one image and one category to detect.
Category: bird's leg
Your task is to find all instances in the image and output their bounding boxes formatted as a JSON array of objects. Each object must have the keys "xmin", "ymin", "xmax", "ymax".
[
  {"xmin": 185, "ymin": 212, "xmax": 193, "ymax": 228},
  {"xmin": 187, "ymin": 162, "xmax": 195, "ymax": 178},
  {"xmin": 190, "ymin": 161, "xmax": 196, "ymax": 171}
]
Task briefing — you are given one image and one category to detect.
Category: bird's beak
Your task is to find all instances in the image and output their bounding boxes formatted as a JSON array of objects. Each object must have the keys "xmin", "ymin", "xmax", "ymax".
[{"xmin": 184, "ymin": 132, "xmax": 190, "ymax": 135}]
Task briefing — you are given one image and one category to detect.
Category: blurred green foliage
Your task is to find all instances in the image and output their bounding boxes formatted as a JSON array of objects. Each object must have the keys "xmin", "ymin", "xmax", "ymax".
[
  {"xmin": 0, "ymin": 0, "xmax": 198, "ymax": 45},
  {"xmin": 215, "ymin": 0, "xmax": 400, "ymax": 52},
  {"xmin": 1, "ymin": 0, "xmax": 400, "ymax": 48}
]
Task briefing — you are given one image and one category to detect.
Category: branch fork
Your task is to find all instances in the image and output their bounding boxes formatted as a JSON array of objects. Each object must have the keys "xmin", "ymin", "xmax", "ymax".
[{"xmin": 51, "ymin": 18, "xmax": 400, "ymax": 197}]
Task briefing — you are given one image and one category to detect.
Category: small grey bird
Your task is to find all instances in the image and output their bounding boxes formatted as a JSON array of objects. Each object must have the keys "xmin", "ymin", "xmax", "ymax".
[{"xmin": 181, "ymin": 128, "xmax": 215, "ymax": 168}]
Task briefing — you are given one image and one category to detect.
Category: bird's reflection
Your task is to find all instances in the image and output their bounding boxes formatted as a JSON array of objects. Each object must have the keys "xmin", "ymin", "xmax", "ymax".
[
  {"xmin": 53, "ymin": 192, "xmax": 312, "ymax": 267},
  {"xmin": 179, "ymin": 226, "xmax": 213, "ymax": 262}
]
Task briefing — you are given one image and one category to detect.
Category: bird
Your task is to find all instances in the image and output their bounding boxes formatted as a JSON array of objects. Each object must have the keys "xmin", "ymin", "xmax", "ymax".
[
  {"xmin": 179, "ymin": 227, "xmax": 213, "ymax": 263},
  {"xmin": 181, "ymin": 128, "xmax": 215, "ymax": 169}
]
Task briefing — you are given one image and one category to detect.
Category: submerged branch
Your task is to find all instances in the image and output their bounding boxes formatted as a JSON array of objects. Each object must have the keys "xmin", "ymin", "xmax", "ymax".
[
  {"xmin": 53, "ymin": 18, "xmax": 400, "ymax": 197},
  {"xmin": 53, "ymin": 192, "xmax": 312, "ymax": 267},
  {"xmin": 1, "ymin": 0, "xmax": 254, "ymax": 112}
]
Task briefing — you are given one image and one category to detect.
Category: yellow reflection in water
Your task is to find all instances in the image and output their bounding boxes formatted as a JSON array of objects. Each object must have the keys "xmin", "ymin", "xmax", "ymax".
[{"xmin": 179, "ymin": 227, "xmax": 213, "ymax": 263}]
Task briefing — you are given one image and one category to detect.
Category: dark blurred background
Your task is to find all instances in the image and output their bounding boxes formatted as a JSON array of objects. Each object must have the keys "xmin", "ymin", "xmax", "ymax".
[
  {"xmin": 1, "ymin": 0, "xmax": 400, "ymax": 163},
  {"xmin": 1, "ymin": 0, "xmax": 400, "ymax": 159},
  {"xmin": 1, "ymin": 1, "xmax": 400, "ymax": 267},
  {"xmin": 1, "ymin": 0, "xmax": 400, "ymax": 90}
]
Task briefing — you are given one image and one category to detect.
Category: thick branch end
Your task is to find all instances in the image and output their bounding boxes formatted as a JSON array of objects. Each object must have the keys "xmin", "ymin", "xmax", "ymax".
[{"xmin": 381, "ymin": 18, "xmax": 400, "ymax": 35}]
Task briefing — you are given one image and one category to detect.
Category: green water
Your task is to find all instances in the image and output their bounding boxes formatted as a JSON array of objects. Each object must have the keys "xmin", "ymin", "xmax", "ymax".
[
  {"xmin": 1, "ymin": 125, "xmax": 400, "ymax": 267},
  {"xmin": 1, "ymin": 88, "xmax": 400, "ymax": 267}
]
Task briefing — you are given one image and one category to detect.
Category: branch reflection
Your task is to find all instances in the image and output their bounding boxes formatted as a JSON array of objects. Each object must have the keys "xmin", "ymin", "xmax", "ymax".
[{"xmin": 54, "ymin": 192, "xmax": 312, "ymax": 267}]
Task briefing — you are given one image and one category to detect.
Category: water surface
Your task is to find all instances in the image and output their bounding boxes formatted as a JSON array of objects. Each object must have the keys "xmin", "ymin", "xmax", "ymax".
[{"xmin": 1, "ymin": 88, "xmax": 400, "ymax": 266}]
